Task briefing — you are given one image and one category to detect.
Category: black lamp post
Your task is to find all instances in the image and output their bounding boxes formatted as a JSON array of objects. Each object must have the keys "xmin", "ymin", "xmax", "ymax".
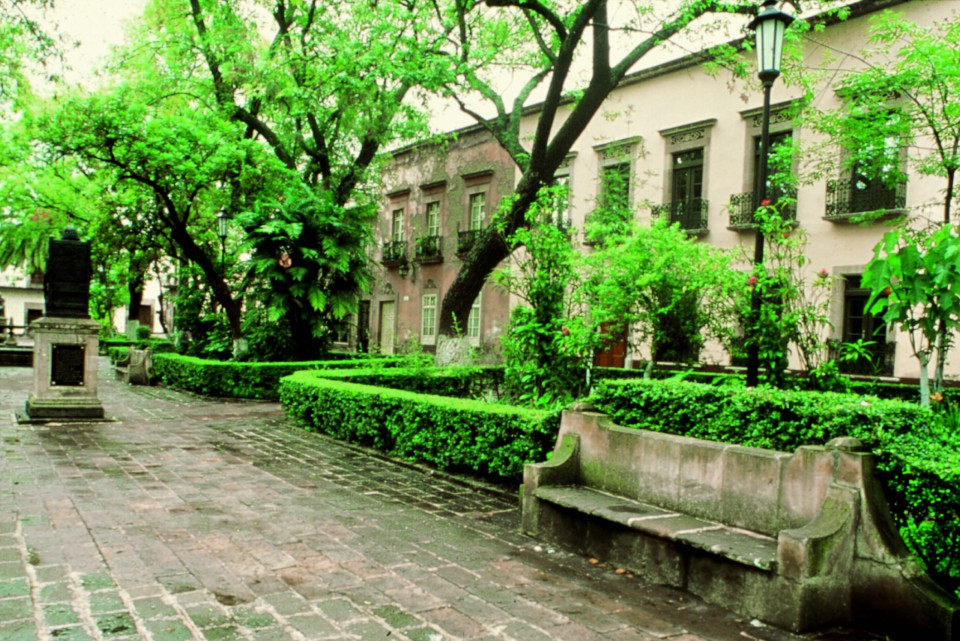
[
  {"xmin": 217, "ymin": 211, "xmax": 229, "ymax": 272},
  {"xmin": 745, "ymin": 0, "xmax": 794, "ymax": 388}
]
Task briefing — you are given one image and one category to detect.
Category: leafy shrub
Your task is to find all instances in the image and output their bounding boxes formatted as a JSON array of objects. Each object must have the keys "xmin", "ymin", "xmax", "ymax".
[
  {"xmin": 279, "ymin": 371, "xmax": 558, "ymax": 481},
  {"xmin": 152, "ymin": 353, "xmax": 421, "ymax": 399},
  {"xmin": 878, "ymin": 422, "xmax": 960, "ymax": 598},
  {"xmin": 107, "ymin": 346, "xmax": 129, "ymax": 365},
  {"xmin": 592, "ymin": 378, "xmax": 927, "ymax": 450},
  {"xmin": 296, "ymin": 365, "xmax": 505, "ymax": 399},
  {"xmin": 101, "ymin": 337, "xmax": 174, "ymax": 357},
  {"xmin": 592, "ymin": 378, "xmax": 958, "ymax": 599},
  {"xmin": 593, "ymin": 364, "xmax": 960, "ymax": 404},
  {"xmin": 100, "ymin": 338, "xmax": 134, "ymax": 355}
]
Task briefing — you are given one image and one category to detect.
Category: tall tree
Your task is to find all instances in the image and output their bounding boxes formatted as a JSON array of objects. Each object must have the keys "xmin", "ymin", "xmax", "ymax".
[
  {"xmin": 817, "ymin": 10, "xmax": 960, "ymax": 226},
  {"xmin": 29, "ymin": 0, "xmax": 457, "ymax": 357},
  {"xmin": 0, "ymin": 0, "xmax": 58, "ymax": 110},
  {"xmin": 35, "ymin": 90, "xmax": 270, "ymax": 340},
  {"xmin": 434, "ymin": 0, "xmax": 806, "ymax": 336},
  {"xmin": 811, "ymin": 10, "xmax": 960, "ymax": 393},
  {"xmin": 180, "ymin": 0, "xmax": 455, "ymax": 355}
]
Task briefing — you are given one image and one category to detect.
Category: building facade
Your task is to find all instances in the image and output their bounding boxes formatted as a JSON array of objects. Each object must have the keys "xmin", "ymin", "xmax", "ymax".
[
  {"xmin": 368, "ymin": 127, "xmax": 516, "ymax": 356},
  {"xmin": 369, "ymin": 0, "xmax": 959, "ymax": 381}
]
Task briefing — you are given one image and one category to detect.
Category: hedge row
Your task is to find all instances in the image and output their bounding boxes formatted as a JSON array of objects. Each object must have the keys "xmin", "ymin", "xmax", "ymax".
[
  {"xmin": 107, "ymin": 346, "xmax": 129, "ymax": 365},
  {"xmin": 591, "ymin": 378, "xmax": 929, "ymax": 450},
  {"xmin": 290, "ymin": 366, "xmax": 505, "ymax": 399},
  {"xmin": 592, "ymin": 365, "xmax": 960, "ymax": 404},
  {"xmin": 591, "ymin": 378, "xmax": 960, "ymax": 598},
  {"xmin": 279, "ymin": 371, "xmax": 558, "ymax": 481},
  {"xmin": 100, "ymin": 338, "xmax": 176, "ymax": 355},
  {"xmin": 151, "ymin": 353, "xmax": 426, "ymax": 399}
]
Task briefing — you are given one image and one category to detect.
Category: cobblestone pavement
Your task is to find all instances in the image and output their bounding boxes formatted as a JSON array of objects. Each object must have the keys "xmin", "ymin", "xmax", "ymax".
[{"xmin": 1, "ymin": 361, "xmax": 881, "ymax": 641}]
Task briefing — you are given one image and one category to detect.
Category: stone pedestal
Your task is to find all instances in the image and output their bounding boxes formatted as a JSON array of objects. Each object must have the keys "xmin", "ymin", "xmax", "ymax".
[{"xmin": 24, "ymin": 317, "xmax": 105, "ymax": 420}]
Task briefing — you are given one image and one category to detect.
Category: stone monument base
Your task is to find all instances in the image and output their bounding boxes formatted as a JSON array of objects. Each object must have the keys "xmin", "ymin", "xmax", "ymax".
[{"xmin": 22, "ymin": 316, "xmax": 106, "ymax": 421}]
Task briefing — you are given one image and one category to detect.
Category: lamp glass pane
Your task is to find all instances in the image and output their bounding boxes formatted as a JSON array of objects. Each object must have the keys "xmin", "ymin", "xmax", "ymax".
[{"xmin": 757, "ymin": 17, "xmax": 786, "ymax": 74}]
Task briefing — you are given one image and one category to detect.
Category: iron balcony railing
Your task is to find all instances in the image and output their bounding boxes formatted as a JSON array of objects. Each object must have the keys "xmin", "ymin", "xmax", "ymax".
[
  {"xmin": 651, "ymin": 198, "xmax": 709, "ymax": 235},
  {"xmin": 414, "ymin": 235, "xmax": 443, "ymax": 264},
  {"xmin": 825, "ymin": 178, "xmax": 906, "ymax": 221},
  {"xmin": 727, "ymin": 191, "xmax": 798, "ymax": 229},
  {"xmin": 381, "ymin": 240, "xmax": 407, "ymax": 266},
  {"xmin": 457, "ymin": 229, "xmax": 481, "ymax": 255}
]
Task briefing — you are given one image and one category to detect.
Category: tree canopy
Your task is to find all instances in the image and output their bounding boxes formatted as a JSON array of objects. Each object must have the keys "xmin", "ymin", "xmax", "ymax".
[
  {"xmin": 433, "ymin": 0, "xmax": 803, "ymax": 336},
  {"xmin": 4, "ymin": 0, "xmax": 460, "ymax": 357}
]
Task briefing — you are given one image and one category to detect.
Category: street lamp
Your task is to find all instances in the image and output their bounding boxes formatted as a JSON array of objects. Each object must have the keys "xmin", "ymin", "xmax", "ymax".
[
  {"xmin": 217, "ymin": 210, "xmax": 229, "ymax": 272},
  {"xmin": 746, "ymin": 0, "xmax": 794, "ymax": 388}
]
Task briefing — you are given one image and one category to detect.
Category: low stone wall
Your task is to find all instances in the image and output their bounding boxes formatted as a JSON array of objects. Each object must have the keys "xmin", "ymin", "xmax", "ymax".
[{"xmin": 522, "ymin": 408, "xmax": 959, "ymax": 640}]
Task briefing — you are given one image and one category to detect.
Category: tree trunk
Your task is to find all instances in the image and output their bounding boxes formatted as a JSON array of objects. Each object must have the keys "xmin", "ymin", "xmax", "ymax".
[
  {"xmin": 168, "ymin": 225, "xmax": 244, "ymax": 341},
  {"xmin": 919, "ymin": 352, "xmax": 931, "ymax": 408},
  {"xmin": 437, "ymin": 36, "xmax": 626, "ymax": 336}
]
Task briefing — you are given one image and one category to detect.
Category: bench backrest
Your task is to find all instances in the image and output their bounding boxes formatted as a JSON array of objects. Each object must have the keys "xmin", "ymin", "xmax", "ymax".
[{"xmin": 559, "ymin": 410, "xmax": 841, "ymax": 537}]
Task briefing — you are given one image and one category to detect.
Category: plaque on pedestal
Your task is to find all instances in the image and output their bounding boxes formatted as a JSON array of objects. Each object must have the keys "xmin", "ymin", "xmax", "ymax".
[
  {"xmin": 52, "ymin": 344, "xmax": 86, "ymax": 386},
  {"xmin": 19, "ymin": 227, "xmax": 109, "ymax": 423}
]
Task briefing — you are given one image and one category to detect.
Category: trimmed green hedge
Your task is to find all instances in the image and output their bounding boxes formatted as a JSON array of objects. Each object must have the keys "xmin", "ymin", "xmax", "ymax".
[
  {"xmin": 592, "ymin": 378, "xmax": 959, "ymax": 599},
  {"xmin": 100, "ymin": 337, "xmax": 176, "ymax": 354},
  {"xmin": 592, "ymin": 364, "xmax": 960, "ymax": 403},
  {"xmin": 591, "ymin": 378, "xmax": 928, "ymax": 450},
  {"xmin": 152, "ymin": 353, "xmax": 423, "ymax": 399},
  {"xmin": 290, "ymin": 366, "xmax": 505, "ymax": 398},
  {"xmin": 279, "ymin": 371, "xmax": 557, "ymax": 481},
  {"xmin": 107, "ymin": 346, "xmax": 129, "ymax": 365}
]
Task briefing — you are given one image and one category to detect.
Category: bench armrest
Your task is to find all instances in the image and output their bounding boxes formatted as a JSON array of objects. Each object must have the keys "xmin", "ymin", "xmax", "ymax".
[{"xmin": 777, "ymin": 485, "xmax": 857, "ymax": 581}]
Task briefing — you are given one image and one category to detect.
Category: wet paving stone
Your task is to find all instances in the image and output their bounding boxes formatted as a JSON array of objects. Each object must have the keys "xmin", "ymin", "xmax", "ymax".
[{"xmin": 0, "ymin": 361, "xmax": 887, "ymax": 641}]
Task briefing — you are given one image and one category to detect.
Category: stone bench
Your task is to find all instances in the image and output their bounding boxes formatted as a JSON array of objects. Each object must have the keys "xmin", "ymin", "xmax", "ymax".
[
  {"xmin": 522, "ymin": 407, "xmax": 958, "ymax": 640},
  {"xmin": 113, "ymin": 348, "xmax": 153, "ymax": 386}
]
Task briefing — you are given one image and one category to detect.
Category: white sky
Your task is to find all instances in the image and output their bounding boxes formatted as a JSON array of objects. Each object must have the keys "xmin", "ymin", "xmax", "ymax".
[{"xmin": 43, "ymin": 0, "xmax": 146, "ymax": 87}]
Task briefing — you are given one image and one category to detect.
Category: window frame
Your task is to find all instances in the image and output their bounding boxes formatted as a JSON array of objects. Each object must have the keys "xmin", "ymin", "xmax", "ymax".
[
  {"xmin": 468, "ymin": 192, "xmax": 486, "ymax": 231},
  {"xmin": 391, "ymin": 207, "xmax": 405, "ymax": 242},
  {"xmin": 421, "ymin": 293, "xmax": 437, "ymax": 345},
  {"xmin": 425, "ymin": 200, "xmax": 441, "ymax": 237},
  {"xmin": 466, "ymin": 293, "xmax": 481, "ymax": 344}
]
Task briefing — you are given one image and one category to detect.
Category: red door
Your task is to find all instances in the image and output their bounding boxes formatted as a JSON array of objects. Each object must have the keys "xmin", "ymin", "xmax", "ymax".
[{"xmin": 593, "ymin": 324, "xmax": 627, "ymax": 368}]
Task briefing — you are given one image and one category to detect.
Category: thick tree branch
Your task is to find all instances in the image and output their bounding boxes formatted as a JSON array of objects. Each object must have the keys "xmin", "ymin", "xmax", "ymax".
[{"xmin": 485, "ymin": 0, "xmax": 567, "ymax": 41}]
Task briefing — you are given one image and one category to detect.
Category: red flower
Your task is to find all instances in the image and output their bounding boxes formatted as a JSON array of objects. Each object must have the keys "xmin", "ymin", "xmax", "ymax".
[
  {"xmin": 561, "ymin": 327, "xmax": 570, "ymax": 337},
  {"xmin": 882, "ymin": 286, "xmax": 892, "ymax": 296},
  {"xmin": 818, "ymin": 268, "xmax": 829, "ymax": 278},
  {"xmin": 748, "ymin": 275, "xmax": 758, "ymax": 286},
  {"xmin": 760, "ymin": 199, "xmax": 771, "ymax": 207}
]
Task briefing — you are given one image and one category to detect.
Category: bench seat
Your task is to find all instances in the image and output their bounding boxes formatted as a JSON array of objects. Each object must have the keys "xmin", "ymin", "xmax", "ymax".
[
  {"xmin": 521, "ymin": 407, "xmax": 959, "ymax": 639},
  {"xmin": 534, "ymin": 485, "xmax": 778, "ymax": 571}
]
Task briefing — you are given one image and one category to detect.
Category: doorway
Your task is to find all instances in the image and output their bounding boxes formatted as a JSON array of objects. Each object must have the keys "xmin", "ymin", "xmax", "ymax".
[{"xmin": 379, "ymin": 301, "xmax": 396, "ymax": 355}]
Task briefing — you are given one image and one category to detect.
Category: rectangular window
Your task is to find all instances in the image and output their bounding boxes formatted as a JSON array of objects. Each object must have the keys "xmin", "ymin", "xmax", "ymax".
[
  {"xmin": 391, "ymin": 208, "xmax": 404, "ymax": 242},
  {"xmin": 841, "ymin": 275, "xmax": 893, "ymax": 375},
  {"xmin": 468, "ymin": 193, "xmax": 486, "ymax": 230},
  {"xmin": 425, "ymin": 201, "xmax": 440, "ymax": 237},
  {"xmin": 672, "ymin": 148, "xmax": 704, "ymax": 206},
  {"xmin": 421, "ymin": 294, "xmax": 437, "ymax": 338},
  {"xmin": 466, "ymin": 295, "xmax": 481, "ymax": 339},
  {"xmin": 753, "ymin": 131, "xmax": 792, "ymax": 201},
  {"xmin": 551, "ymin": 174, "xmax": 571, "ymax": 226},
  {"xmin": 600, "ymin": 162, "xmax": 631, "ymax": 211},
  {"xmin": 667, "ymin": 148, "xmax": 705, "ymax": 230}
]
